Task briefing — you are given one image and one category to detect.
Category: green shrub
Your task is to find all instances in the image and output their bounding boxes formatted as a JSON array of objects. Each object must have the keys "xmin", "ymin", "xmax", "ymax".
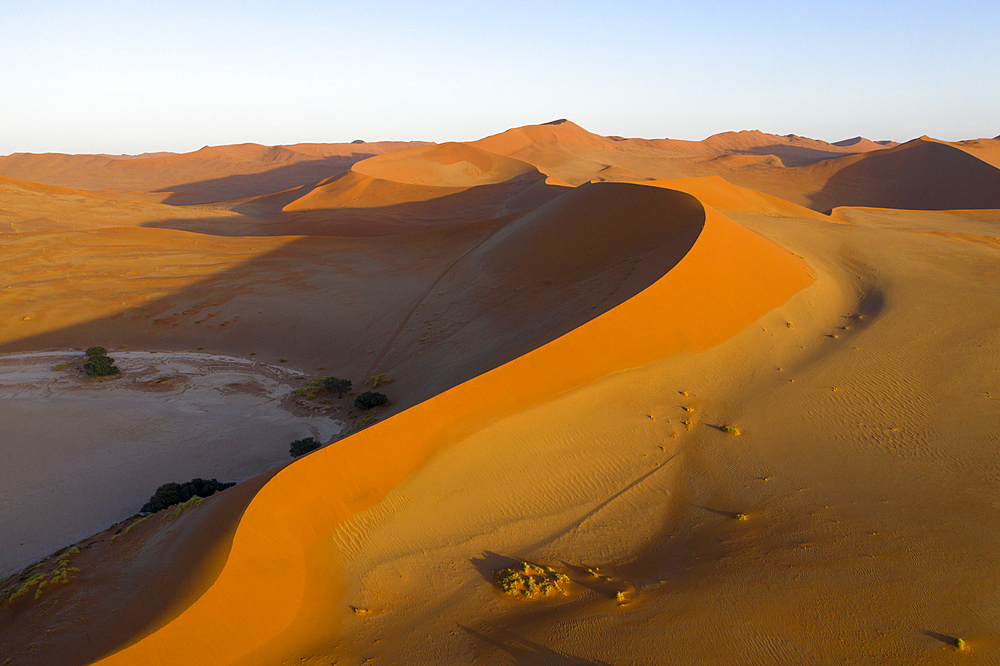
[
  {"xmin": 354, "ymin": 391, "xmax": 387, "ymax": 410},
  {"xmin": 321, "ymin": 377, "xmax": 352, "ymax": 395},
  {"xmin": 289, "ymin": 437, "xmax": 321, "ymax": 458},
  {"xmin": 83, "ymin": 345, "xmax": 120, "ymax": 376},
  {"xmin": 140, "ymin": 478, "xmax": 235, "ymax": 514},
  {"xmin": 84, "ymin": 355, "xmax": 120, "ymax": 376}
]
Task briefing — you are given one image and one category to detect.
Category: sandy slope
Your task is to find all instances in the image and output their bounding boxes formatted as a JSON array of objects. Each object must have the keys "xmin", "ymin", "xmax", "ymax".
[{"xmin": 2, "ymin": 121, "xmax": 999, "ymax": 665}]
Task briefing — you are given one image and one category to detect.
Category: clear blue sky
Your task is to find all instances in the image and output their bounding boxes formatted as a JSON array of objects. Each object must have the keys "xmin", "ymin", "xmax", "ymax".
[{"xmin": 2, "ymin": 0, "xmax": 997, "ymax": 155}]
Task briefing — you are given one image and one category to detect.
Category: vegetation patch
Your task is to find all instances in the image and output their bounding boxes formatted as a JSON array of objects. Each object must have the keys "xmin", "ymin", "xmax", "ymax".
[
  {"xmin": 295, "ymin": 375, "xmax": 352, "ymax": 401},
  {"xmin": 83, "ymin": 345, "xmax": 120, "ymax": 377},
  {"xmin": 140, "ymin": 478, "xmax": 235, "ymax": 514},
  {"xmin": 493, "ymin": 562, "xmax": 570, "ymax": 599},
  {"xmin": 289, "ymin": 437, "xmax": 321, "ymax": 458},
  {"xmin": 365, "ymin": 374, "xmax": 393, "ymax": 390},
  {"xmin": 2, "ymin": 547, "xmax": 81, "ymax": 604},
  {"xmin": 354, "ymin": 391, "xmax": 388, "ymax": 410},
  {"xmin": 722, "ymin": 426, "xmax": 741, "ymax": 436}
]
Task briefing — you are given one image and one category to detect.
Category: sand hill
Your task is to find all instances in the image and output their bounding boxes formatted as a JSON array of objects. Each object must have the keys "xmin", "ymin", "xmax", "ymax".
[
  {"xmin": 0, "ymin": 141, "xmax": 431, "ymax": 205},
  {"xmin": 1, "ymin": 121, "xmax": 999, "ymax": 665}
]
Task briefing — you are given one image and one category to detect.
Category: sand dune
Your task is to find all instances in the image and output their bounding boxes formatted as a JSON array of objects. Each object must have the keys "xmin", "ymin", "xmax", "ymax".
[
  {"xmin": 942, "ymin": 136, "xmax": 1000, "ymax": 169},
  {"xmin": 683, "ymin": 136, "xmax": 1000, "ymax": 213},
  {"xmin": 627, "ymin": 129, "xmax": 898, "ymax": 166},
  {"xmin": 351, "ymin": 142, "xmax": 539, "ymax": 187},
  {"xmin": 74, "ymin": 185, "xmax": 810, "ymax": 665},
  {"xmin": 0, "ymin": 141, "xmax": 431, "ymax": 205},
  {"xmin": 796, "ymin": 138, "xmax": 1000, "ymax": 211},
  {"xmin": 3, "ymin": 121, "xmax": 1000, "ymax": 665}
]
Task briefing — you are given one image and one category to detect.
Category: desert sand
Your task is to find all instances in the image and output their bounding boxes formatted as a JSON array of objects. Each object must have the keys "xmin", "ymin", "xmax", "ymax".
[{"xmin": 1, "ymin": 121, "xmax": 999, "ymax": 665}]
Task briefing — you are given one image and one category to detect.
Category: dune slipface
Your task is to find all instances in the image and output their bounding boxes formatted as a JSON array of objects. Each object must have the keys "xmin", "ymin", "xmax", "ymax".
[{"xmin": 89, "ymin": 183, "xmax": 811, "ymax": 665}]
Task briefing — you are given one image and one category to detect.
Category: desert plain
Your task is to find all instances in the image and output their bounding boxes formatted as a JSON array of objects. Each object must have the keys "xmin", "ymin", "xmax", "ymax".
[{"xmin": 0, "ymin": 120, "xmax": 999, "ymax": 665}]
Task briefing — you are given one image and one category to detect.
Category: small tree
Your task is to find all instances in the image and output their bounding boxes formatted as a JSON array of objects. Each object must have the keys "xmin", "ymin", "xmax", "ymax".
[
  {"xmin": 354, "ymin": 391, "xmax": 388, "ymax": 410},
  {"xmin": 83, "ymin": 346, "xmax": 120, "ymax": 376},
  {"xmin": 289, "ymin": 437, "xmax": 321, "ymax": 458},
  {"xmin": 321, "ymin": 377, "xmax": 352, "ymax": 395}
]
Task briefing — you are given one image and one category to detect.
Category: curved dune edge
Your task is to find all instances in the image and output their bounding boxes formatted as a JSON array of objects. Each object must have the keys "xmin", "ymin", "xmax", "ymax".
[
  {"xmin": 644, "ymin": 176, "xmax": 832, "ymax": 222},
  {"xmin": 93, "ymin": 191, "xmax": 813, "ymax": 665}
]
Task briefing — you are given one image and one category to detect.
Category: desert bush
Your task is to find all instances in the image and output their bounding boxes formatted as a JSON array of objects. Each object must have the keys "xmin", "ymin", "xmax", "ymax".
[
  {"xmin": 354, "ymin": 391, "xmax": 388, "ymax": 410},
  {"xmin": 321, "ymin": 377, "xmax": 352, "ymax": 395},
  {"xmin": 83, "ymin": 345, "xmax": 120, "ymax": 376},
  {"xmin": 140, "ymin": 478, "xmax": 235, "ymax": 513},
  {"xmin": 493, "ymin": 561, "xmax": 569, "ymax": 599},
  {"xmin": 289, "ymin": 437, "xmax": 321, "ymax": 458}
]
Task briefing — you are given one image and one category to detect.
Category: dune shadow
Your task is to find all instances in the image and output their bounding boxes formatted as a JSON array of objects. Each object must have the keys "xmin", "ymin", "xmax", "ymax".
[
  {"xmin": 741, "ymin": 145, "xmax": 846, "ymax": 167},
  {"xmin": 461, "ymin": 625, "xmax": 613, "ymax": 666},
  {"xmin": 143, "ymin": 172, "xmax": 563, "ymax": 237},
  {"xmin": 153, "ymin": 156, "xmax": 368, "ymax": 206}
]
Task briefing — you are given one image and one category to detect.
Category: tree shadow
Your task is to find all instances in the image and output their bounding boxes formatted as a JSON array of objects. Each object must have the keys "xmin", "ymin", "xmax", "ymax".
[
  {"xmin": 461, "ymin": 625, "xmax": 613, "ymax": 666},
  {"xmin": 692, "ymin": 504, "xmax": 743, "ymax": 519},
  {"xmin": 469, "ymin": 551, "xmax": 525, "ymax": 584},
  {"xmin": 921, "ymin": 630, "xmax": 964, "ymax": 649}
]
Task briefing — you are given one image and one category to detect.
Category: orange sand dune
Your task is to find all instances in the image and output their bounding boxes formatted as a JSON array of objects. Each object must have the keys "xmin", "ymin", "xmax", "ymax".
[
  {"xmin": 83, "ymin": 183, "xmax": 810, "ymax": 665},
  {"xmin": 832, "ymin": 136, "xmax": 897, "ymax": 150},
  {"xmin": 351, "ymin": 142, "xmax": 538, "ymax": 187},
  {"xmin": 0, "ymin": 141, "xmax": 431, "ymax": 205},
  {"xmin": 470, "ymin": 121, "xmax": 896, "ymax": 188}
]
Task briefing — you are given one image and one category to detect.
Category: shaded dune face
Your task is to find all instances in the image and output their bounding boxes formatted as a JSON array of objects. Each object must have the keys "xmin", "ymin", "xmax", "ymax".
[{"xmin": 365, "ymin": 183, "xmax": 707, "ymax": 399}]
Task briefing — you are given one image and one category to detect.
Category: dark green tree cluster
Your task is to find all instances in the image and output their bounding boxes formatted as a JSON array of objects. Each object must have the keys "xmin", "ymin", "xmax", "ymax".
[
  {"xmin": 289, "ymin": 437, "xmax": 321, "ymax": 458},
  {"xmin": 354, "ymin": 391, "xmax": 388, "ymax": 410},
  {"xmin": 140, "ymin": 478, "xmax": 236, "ymax": 513},
  {"xmin": 321, "ymin": 377, "xmax": 352, "ymax": 395},
  {"xmin": 83, "ymin": 346, "xmax": 120, "ymax": 377}
]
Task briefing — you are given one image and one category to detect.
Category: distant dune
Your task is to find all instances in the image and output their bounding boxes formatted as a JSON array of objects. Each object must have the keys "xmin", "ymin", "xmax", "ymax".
[{"xmin": 0, "ymin": 141, "xmax": 431, "ymax": 205}]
